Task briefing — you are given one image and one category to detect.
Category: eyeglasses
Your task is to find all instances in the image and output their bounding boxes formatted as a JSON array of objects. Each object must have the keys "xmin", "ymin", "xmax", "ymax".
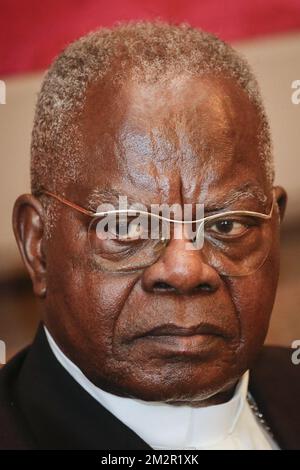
[{"xmin": 38, "ymin": 189, "xmax": 276, "ymax": 276}]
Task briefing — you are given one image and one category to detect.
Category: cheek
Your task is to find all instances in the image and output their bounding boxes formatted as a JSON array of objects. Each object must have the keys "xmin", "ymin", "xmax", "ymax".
[
  {"xmin": 44, "ymin": 223, "xmax": 140, "ymax": 366},
  {"xmin": 47, "ymin": 261, "xmax": 138, "ymax": 338},
  {"xmin": 226, "ymin": 240, "xmax": 280, "ymax": 364}
]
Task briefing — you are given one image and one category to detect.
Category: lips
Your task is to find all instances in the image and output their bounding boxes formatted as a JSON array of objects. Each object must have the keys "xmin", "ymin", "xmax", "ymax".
[{"xmin": 135, "ymin": 322, "xmax": 230, "ymax": 340}]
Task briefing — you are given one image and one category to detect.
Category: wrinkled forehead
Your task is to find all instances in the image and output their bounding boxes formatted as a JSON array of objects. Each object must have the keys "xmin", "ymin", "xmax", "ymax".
[{"xmin": 77, "ymin": 73, "xmax": 268, "ymax": 208}]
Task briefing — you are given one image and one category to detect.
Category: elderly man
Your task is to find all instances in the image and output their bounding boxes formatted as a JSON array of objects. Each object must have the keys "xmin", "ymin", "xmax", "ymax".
[{"xmin": 0, "ymin": 21, "xmax": 299, "ymax": 450}]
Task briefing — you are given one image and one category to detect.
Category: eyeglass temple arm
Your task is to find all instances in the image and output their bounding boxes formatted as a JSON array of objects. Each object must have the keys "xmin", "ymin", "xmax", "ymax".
[{"xmin": 37, "ymin": 190, "xmax": 95, "ymax": 217}]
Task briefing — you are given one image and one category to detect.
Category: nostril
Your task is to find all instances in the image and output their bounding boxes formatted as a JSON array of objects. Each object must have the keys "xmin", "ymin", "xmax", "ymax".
[
  {"xmin": 151, "ymin": 281, "xmax": 215, "ymax": 294},
  {"xmin": 194, "ymin": 283, "xmax": 215, "ymax": 292},
  {"xmin": 153, "ymin": 281, "xmax": 176, "ymax": 292}
]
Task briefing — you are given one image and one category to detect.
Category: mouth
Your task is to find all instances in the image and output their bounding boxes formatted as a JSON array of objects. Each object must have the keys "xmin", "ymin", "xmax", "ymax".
[
  {"xmin": 137, "ymin": 322, "xmax": 230, "ymax": 339},
  {"xmin": 132, "ymin": 322, "xmax": 231, "ymax": 357}
]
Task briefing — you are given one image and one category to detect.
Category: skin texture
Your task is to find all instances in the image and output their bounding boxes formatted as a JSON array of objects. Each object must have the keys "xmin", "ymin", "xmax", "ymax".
[{"xmin": 13, "ymin": 73, "xmax": 287, "ymax": 407}]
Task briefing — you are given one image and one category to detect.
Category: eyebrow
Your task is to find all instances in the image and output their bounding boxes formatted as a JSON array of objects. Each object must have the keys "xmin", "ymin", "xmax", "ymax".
[
  {"xmin": 86, "ymin": 183, "xmax": 269, "ymax": 213},
  {"xmin": 86, "ymin": 188, "xmax": 152, "ymax": 211},
  {"xmin": 202, "ymin": 183, "xmax": 268, "ymax": 213}
]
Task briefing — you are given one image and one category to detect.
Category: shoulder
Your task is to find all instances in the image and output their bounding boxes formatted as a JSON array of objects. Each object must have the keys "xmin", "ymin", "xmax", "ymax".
[
  {"xmin": 250, "ymin": 345, "xmax": 300, "ymax": 450},
  {"xmin": 0, "ymin": 347, "xmax": 35, "ymax": 449}
]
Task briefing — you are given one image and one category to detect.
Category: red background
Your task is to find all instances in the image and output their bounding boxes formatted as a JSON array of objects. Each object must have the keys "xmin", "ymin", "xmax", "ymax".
[{"xmin": 1, "ymin": 0, "xmax": 300, "ymax": 76}]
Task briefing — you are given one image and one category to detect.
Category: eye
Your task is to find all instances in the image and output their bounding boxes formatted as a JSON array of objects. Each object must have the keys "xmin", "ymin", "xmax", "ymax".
[
  {"xmin": 208, "ymin": 219, "xmax": 249, "ymax": 237},
  {"xmin": 114, "ymin": 219, "xmax": 146, "ymax": 240},
  {"xmin": 97, "ymin": 214, "xmax": 149, "ymax": 241}
]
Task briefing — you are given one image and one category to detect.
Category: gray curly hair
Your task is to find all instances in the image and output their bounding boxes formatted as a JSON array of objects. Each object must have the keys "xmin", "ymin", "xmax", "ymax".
[{"xmin": 31, "ymin": 20, "xmax": 274, "ymax": 210}]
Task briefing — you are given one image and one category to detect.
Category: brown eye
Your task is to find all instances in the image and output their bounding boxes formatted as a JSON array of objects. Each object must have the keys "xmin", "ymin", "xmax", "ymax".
[
  {"xmin": 93, "ymin": 214, "xmax": 149, "ymax": 241},
  {"xmin": 209, "ymin": 219, "xmax": 248, "ymax": 237},
  {"xmin": 116, "ymin": 219, "xmax": 146, "ymax": 240}
]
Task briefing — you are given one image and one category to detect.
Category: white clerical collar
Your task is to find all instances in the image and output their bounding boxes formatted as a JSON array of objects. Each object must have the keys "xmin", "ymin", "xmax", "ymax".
[{"xmin": 44, "ymin": 326, "xmax": 249, "ymax": 449}]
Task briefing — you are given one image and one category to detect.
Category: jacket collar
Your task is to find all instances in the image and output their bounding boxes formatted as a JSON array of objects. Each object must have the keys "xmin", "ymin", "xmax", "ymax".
[{"xmin": 14, "ymin": 325, "xmax": 152, "ymax": 450}]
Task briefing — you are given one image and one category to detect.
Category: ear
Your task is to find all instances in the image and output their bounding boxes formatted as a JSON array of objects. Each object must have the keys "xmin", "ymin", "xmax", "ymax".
[
  {"xmin": 274, "ymin": 185, "xmax": 288, "ymax": 222},
  {"xmin": 12, "ymin": 194, "xmax": 47, "ymax": 297}
]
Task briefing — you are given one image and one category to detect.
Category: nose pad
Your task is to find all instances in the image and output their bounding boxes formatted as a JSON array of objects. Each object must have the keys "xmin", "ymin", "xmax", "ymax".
[{"xmin": 141, "ymin": 238, "xmax": 221, "ymax": 295}]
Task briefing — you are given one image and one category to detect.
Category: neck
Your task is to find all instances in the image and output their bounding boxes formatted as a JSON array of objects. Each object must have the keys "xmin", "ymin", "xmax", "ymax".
[{"xmin": 164, "ymin": 383, "xmax": 238, "ymax": 408}]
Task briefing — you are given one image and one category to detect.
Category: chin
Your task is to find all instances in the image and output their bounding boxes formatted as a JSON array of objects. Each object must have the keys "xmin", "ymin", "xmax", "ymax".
[{"xmin": 92, "ymin": 364, "xmax": 242, "ymax": 405}]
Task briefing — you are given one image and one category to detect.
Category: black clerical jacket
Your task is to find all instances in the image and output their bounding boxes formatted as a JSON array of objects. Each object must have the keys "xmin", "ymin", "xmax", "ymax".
[{"xmin": 0, "ymin": 326, "xmax": 299, "ymax": 450}]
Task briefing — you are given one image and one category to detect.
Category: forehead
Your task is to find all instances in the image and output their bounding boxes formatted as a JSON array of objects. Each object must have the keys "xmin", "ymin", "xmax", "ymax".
[{"xmin": 77, "ymin": 73, "xmax": 267, "ymax": 206}]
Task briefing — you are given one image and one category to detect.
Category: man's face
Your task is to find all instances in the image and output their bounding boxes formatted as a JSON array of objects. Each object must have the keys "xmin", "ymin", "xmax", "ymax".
[{"xmin": 43, "ymin": 74, "xmax": 281, "ymax": 405}]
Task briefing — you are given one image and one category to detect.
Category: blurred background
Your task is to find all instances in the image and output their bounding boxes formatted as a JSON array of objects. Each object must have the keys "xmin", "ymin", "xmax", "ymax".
[{"xmin": 0, "ymin": 0, "xmax": 299, "ymax": 362}]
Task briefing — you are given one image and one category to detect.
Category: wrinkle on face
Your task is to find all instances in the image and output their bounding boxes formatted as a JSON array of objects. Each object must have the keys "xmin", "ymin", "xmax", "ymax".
[
  {"xmin": 81, "ymin": 73, "xmax": 269, "ymax": 214},
  {"xmin": 45, "ymin": 71, "xmax": 280, "ymax": 403}
]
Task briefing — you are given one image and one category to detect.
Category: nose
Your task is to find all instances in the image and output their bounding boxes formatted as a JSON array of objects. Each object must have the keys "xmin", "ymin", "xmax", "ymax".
[{"xmin": 141, "ymin": 238, "xmax": 221, "ymax": 295}]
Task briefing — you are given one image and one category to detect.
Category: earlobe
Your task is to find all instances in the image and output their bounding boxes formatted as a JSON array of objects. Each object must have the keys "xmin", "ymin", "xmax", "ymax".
[
  {"xmin": 12, "ymin": 194, "xmax": 47, "ymax": 297},
  {"xmin": 274, "ymin": 186, "xmax": 288, "ymax": 222}
]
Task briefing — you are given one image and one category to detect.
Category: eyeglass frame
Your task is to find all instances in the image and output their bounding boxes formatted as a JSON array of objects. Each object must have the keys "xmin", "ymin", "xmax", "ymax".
[
  {"xmin": 37, "ymin": 189, "xmax": 276, "ymax": 245},
  {"xmin": 36, "ymin": 188, "xmax": 276, "ymax": 276},
  {"xmin": 38, "ymin": 189, "xmax": 275, "ymax": 225}
]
